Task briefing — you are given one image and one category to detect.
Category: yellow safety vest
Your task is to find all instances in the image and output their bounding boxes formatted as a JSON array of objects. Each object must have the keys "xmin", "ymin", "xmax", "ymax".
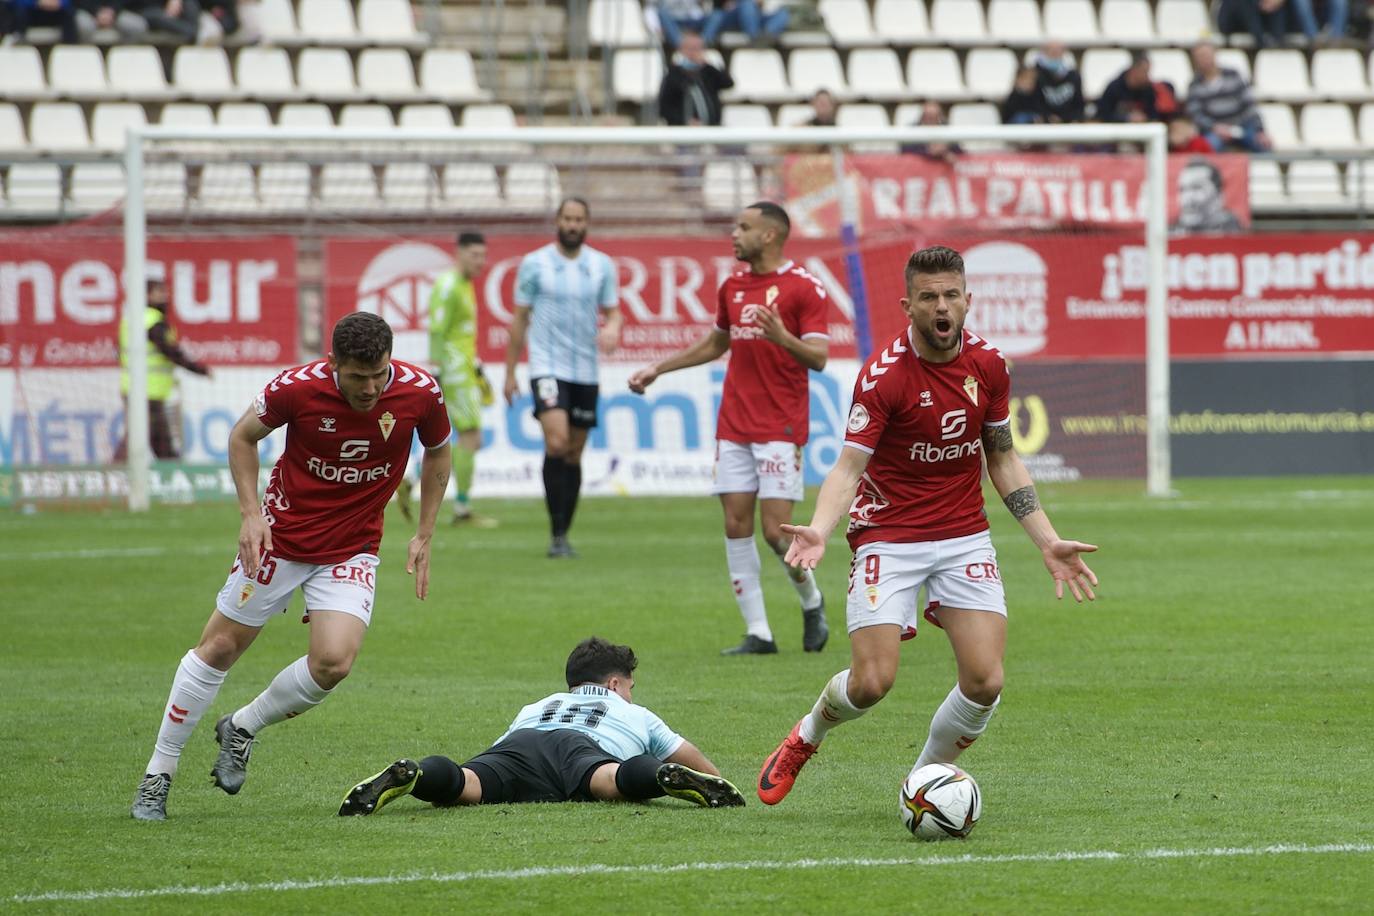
[{"xmin": 120, "ymin": 307, "xmax": 176, "ymax": 400}]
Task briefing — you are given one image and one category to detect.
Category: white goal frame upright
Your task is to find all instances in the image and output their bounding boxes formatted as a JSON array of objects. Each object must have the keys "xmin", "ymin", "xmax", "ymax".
[{"xmin": 121, "ymin": 123, "xmax": 1170, "ymax": 510}]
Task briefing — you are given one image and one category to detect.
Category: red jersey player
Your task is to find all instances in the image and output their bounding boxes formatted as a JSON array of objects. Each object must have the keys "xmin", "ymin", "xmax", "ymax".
[
  {"xmin": 756, "ymin": 246, "xmax": 1099, "ymax": 806},
  {"xmin": 131, "ymin": 313, "xmax": 453, "ymax": 821},
  {"xmin": 629, "ymin": 202, "xmax": 831, "ymax": 656}
]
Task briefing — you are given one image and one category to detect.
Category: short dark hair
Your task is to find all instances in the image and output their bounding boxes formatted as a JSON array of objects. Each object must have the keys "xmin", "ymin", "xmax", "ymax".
[
  {"xmin": 904, "ymin": 245, "xmax": 965, "ymax": 290},
  {"xmin": 747, "ymin": 200, "xmax": 791, "ymax": 238},
  {"xmin": 565, "ymin": 637, "xmax": 638, "ymax": 688},
  {"xmin": 1129, "ymin": 49, "xmax": 1149, "ymax": 68},
  {"xmin": 457, "ymin": 231, "xmax": 485, "ymax": 247},
  {"xmin": 1182, "ymin": 157, "xmax": 1223, "ymax": 190},
  {"xmin": 557, "ymin": 196, "xmax": 591, "ymax": 219},
  {"xmin": 331, "ymin": 312, "xmax": 393, "ymax": 365}
]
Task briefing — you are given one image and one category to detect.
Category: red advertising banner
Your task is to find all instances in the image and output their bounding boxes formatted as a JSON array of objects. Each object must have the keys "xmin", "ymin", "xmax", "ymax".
[
  {"xmin": 782, "ymin": 152, "xmax": 1250, "ymax": 236},
  {"xmin": 0, "ymin": 235, "xmax": 298, "ymax": 368}
]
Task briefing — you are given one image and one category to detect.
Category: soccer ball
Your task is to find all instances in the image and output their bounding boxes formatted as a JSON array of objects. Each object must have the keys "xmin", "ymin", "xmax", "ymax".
[{"xmin": 899, "ymin": 763, "xmax": 981, "ymax": 840}]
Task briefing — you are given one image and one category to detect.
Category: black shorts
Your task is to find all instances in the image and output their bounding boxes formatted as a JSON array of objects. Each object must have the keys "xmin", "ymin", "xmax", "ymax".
[
  {"xmin": 531, "ymin": 377, "xmax": 599, "ymax": 429},
  {"xmin": 462, "ymin": 728, "xmax": 617, "ymax": 804}
]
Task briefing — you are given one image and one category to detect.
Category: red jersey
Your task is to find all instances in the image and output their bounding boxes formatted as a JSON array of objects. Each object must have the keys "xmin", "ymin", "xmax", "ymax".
[
  {"xmin": 842, "ymin": 329, "xmax": 1011, "ymax": 549},
  {"xmin": 714, "ymin": 260, "xmax": 830, "ymax": 445},
  {"xmin": 253, "ymin": 359, "xmax": 451, "ymax": 564}
]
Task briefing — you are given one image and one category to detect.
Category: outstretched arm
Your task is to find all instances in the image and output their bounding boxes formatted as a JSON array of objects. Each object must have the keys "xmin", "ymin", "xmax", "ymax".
[
  {"xmin": 628, "ymin": 329, "xmax": 729, "ymax": 393},
  {"xmin": 228, "ymin": 408, "xmax": 274, "ymax": 576},
  {"xmin": 664, "ymin": 739, "xmax": 721, "ymax": 777},
  {"xmin": 781, "ymin": 445, "xmax": 871, "ymax": 570},
  {"xmin": 981, "ymin": 423, "xmax": 1099, "ymax": 602},
  {"xmin": 407, "ymin": 441, "xmax": 451, "ymax": 600}
]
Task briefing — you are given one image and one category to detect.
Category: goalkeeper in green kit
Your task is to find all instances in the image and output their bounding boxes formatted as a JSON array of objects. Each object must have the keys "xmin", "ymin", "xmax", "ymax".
[{"xmin": 399, "ymin": 231, "xmax": 497, "ymax": 527}]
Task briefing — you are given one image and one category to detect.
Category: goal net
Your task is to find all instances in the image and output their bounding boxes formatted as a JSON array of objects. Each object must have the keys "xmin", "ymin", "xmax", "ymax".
[{"xmin": 3, "ymin": 123, "xmax": 1170, "ymax": 510}]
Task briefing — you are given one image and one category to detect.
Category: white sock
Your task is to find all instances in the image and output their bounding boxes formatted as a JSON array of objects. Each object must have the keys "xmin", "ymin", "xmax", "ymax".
[
  {"xmin": 725, "ymin": 536, "xmax": 772, "ymax": 641},
  {"xmin": 146, "ymin": 649, "xmax": 227, "ymax": 777},
  {"xmin": 231, "ymin": 656, "xmax": 331, "ymax": 736},
  {"xmin": 914, "ymin": 684, "xmax": 1000, "ymax": 769},
  {"xmin": 769, "ymin": 538, "xmax": 824, "ymax": 610},
  {"xmin": 798, "ymin": 669, "xmax": 867, "ymax": 745}
]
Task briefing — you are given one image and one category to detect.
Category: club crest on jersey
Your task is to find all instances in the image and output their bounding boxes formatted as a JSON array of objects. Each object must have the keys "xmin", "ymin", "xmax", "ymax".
[
  {"xmin": 318, "ymin": 417, "xmax": 336, "ymax": 433},
  {"xmin": 963, "ymin": 376, "xmax": 979, "ymax": 406},
  {"xmin": 847, "ymin": 403, "xmax": 871, "ymax": 433},
  {"xmin": 766, "ymin": 285, "xmax": 779, "ymax": 306},
  {"xmin": 865, "ymin": 585, "xmax": 880, "ymax": 609},
  {"xmin": 237, "ymin": 582, "xmax": 255, "ymax": 608},
  {"xmin": 378, "ymin": 411, "xmax": 396, "ymax": 441},
  {"xmin": 919, "ymin": 390, "xmax": 933, "ymax": 408}
]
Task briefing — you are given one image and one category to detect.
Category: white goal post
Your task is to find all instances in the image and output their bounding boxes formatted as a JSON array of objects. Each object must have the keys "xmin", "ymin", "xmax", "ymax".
[{"xmin": 121, "ymin": 123, "xmax": 1170, "ymax": 511}]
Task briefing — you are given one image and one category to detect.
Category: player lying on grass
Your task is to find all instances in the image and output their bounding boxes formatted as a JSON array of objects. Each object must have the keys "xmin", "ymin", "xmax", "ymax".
[{"xmin": 339, "ymin": 637, "xmax": 746, "ymax": 814}]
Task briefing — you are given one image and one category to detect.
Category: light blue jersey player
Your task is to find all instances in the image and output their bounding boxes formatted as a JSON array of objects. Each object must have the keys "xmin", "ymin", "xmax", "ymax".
[
  {"xmin": 340, "ymin": 638, "xmax": 745, "ymax": 813},
  {"xmin": 502, "ymin": 198, "xmax": 622, "ymax": 559}
]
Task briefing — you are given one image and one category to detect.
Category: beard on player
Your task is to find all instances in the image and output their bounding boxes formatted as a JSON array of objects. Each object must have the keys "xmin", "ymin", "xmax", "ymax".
[
  {"xmin": 558, "ymin": 225, "xmax": 586, "ymax": 251},
  {"xmin": 917, "ymin": 312, "xmax": 963, "ymax": 352}
]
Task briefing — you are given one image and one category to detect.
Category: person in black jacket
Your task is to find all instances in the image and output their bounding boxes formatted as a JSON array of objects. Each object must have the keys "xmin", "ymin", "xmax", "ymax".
[
  {"xmin": 1028, "ymin": 41, "xmax": 1085, "ymax": 123},
  {"xmin": 658, "ymin": 31, "xmax": 735, "ymax": 126},
  {"xmin": 1096, "ymin": 51, "xmax": 1179, "ymax": 123},
  {"xmin": 1001, "ymin": 66, "xmax": 1045, "ymax": 124}
]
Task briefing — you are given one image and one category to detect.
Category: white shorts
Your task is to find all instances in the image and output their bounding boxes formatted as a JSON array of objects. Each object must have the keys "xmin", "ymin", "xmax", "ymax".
[
  {"xmin": 215, "ymin": 552, "xmax": 380, "ymax": 628},
  {"xmin": 711, "ymin": 440, "xmax": 804, "ymax": 501},
  {"xmin": 845, "ymin": 532, "xmax": 1006, "ymax": 637}
]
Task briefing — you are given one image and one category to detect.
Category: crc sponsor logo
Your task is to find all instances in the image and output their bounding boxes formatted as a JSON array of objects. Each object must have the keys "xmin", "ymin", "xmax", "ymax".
[
  {"xmin": 758, "ymin": 452, "xmax": 790, "ymax": 476},
  {"xmin": 307, "ymin": 456, "xmax": 393, "ymax": 484},
  {"xmin": 330, "ymin": 560, "xmax": 376, "ymax": 589},
  {"xmin": 965, "ymin": 561, "xmax": 1000, "ymax": 580},
  {"xmin": 339, "ymin": 439, "xmax": 370, "ymax": 462},
  {"xmin": 908, "ymin": 438, "xmax": 983, "ymax": 463},
  {"xmin": 940, "ymin": 409, "xmax": 968, "ymax": 440}
]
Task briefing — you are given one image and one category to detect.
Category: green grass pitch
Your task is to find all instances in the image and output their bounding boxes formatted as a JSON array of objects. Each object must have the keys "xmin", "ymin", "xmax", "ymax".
[{"xmin": 3, "ymin": 477, "xmax": 1373, "ymax": 913}]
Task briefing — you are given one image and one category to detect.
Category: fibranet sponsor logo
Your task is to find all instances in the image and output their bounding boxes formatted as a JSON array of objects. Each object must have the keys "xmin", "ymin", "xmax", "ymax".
[
  {"xmin": 908, "ymin": 438, "xmax": 983, "ymax": 463},
  {"xmin": 306, "ymin": 456, "xmax": 392, "ymax": 484}
]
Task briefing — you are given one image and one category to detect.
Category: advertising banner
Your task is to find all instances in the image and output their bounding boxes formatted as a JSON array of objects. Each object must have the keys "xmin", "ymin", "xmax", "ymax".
[{"xmin": 782, "ymin": 152, "xmax": 1251, "ymax": 236}]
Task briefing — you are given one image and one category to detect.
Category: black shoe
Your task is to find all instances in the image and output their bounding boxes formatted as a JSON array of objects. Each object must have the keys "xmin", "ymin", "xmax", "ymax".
[
  {"xmin": 802, "ymin": 596, "xmax": 829, "ymax": 653},
  {"xmin": 548, "ymin": 535, "xmax": 578, "ymax": 558},
  {"xmin": 721, "ymin": 634, "xmax": 778, "ymax": 655},
  {"xmin": 338, "ymin": 758, "xmax": 420, "ymax": 816},
  {"xmin": 656, "ymin": 762, "xmax": 746, "ymax": 808}
]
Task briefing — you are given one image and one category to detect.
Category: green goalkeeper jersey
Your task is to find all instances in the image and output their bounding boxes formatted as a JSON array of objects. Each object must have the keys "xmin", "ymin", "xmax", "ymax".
[{"xmin": 429, "ymin": 269, "xmax": 479, "ymax": 385}]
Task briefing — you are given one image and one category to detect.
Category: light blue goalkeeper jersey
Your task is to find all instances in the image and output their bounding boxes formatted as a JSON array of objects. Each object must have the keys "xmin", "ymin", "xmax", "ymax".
[
  {"xmin": 513, "ymin": 242, "xmax": 618, "ymax": 385},
  {"xmin": 497, "ymin": 684, "xmax": 685, "ymax": 761}
]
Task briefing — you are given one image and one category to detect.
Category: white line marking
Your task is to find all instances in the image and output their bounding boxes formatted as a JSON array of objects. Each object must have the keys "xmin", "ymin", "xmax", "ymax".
[
  {"xmin": 0, "ymin": 545, "xmax": 225, "ymax": 562},
  {"xmin": 11, "ymin": 842, "xmax": 1373, "ymax": 904}
]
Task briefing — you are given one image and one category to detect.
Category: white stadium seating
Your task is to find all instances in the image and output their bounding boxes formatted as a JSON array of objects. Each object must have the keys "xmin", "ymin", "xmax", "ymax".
[
  {"xmin": 788, "ymin": 47, "xmax": 852, "ymax": 99},
  {"xmin": 907, "ymin": 47, "xmax": 970, "ymax": 100},
  {"xmin": 847, "ymin": 48, "xmax": 909, "ymax": 101},
  {"xmin": 1253, "ymin": 49, "xmax": 1314, "ymax": 102},
  {"xmin": 703, "ymin": 160, "xmax": 759, "ymax": 212},
  {"xmin": 1042, "ymin": 0, "xmax": 1100, "ymax": 43},
  {"xmin": 1257, "ymin": 103, "xmax": 1299, "ymax": 149},
  {"xmin": 297, "ymin": 47, "xmax": 365, "ymax": 102},
  {"xmin": 1299, "ymin": 102, "xmax": 1359, "ymax": 150},
  {"xmin": 357, "ymin": 48, "xmax": 421, "ymax": 103},
  {"xmin": 725, "ymin": 49, "xmax": 797, "ymax": 103},
  {"xmin": 930, "ymin": 0, "xmax": 988, "ymax": 43},
  {"xmin": 1080, "ymin": 48, "xmax": 1132, "ymax": 100},
  {"xmin": 818, "ymin": 0, "xmax": 881, "ymax": 46},
  {"xmin": 29, "ymin": 103, "xmax": 90, "ymax": 152},
  {"xmin": 69, "ymin": 163, "xmax": 124, "ymax": 212},
  {"xmin": 172, "ymin": 47, "xmax": 239, "ymax": 101},
  {"xmin": 357, "ymin": 0, "xmax": 426, "ymax": 47},
  {"xmin": 0, "ymin": 105, "xmax": 28, "ymax": 152},
  {"xmin": 612, "ymin": 48, "xmax": 665, "ymax": 103},
  {"xmin": 987, "ymin": 0, "xmax": 1044, "ymax": 44},
  {"xmin": 1098, "ymin": 0, "xmax": 1156, "ymax": 46},
  {"xmin": 90, "ymin": 102, "xmax": 147, "ymax": 152},
  {"xmin": 1311, "ymin": 49, "xmax": 1369, "ymax": 102},
  {"xmin": 1154, "ymin": 0, "xmax": 1211, "ymax": 41},
  {"xmin": 965, "ymin": 47, "xmax": 1018, "ymax": 100},
  {"xmin": 107, "ymin": 46, "xmax": 176, "ymax": 101},
  {"xmin": 589, "ymin": 0, "xmax": 652, "ymax": 47},
  {"xmin": 0, "ymin": 46, "xmax": 54, "ymax": 101},
  {"xmin": 296, "ymin": 0, "xmax": 362, "ymax": 45},
  {"xmin": 419, "ymin": 49, "xmax": 490, "ymax": 103},
  {"xmin": 6, "ymin": 163, "xmax": 63, "ymax": 212},
  {"xmin": 873, "ymin": 0, "xmax": 930, "ymax": 43},
  {"xmin": 48, "ymin": 46, "xmax": 117, "ymax": 100},
  {"xmin": 218, "ymin": 103, "xmax": 273, "ymax": 129},
  {"xmin": 722, "ymin": 103, "xmax": 773, "ymax": 128},
  {"xmin": 235, "ymin": 47, "xmax": 302, "ymax": 102}
]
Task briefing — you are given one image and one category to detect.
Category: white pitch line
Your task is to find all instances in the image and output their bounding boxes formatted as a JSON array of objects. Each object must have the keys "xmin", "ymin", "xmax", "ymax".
[
  {"xmin": 10, "ymin": 842, "xmax": 1373, "ymax": 904},
  {"xmin": 0, "ymin": 544, "xmax": 226, "ymax": 562}
]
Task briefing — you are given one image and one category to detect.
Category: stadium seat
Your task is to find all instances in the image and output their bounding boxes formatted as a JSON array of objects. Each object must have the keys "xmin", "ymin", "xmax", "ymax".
[
  {"xmin": 505, "ymin": 162, "xmax": 562, "ymax": 212},
  {"xmin": 69, "ymin": 163, "xmax": 124, "ymax": 213},
  {"xmin": 776, "ymin": 103, "xmax": 816, "ymax": 126},
  {"xmin": 0, "ymin": 105, "xmax": 27, "ymax": 152},
  {"xmin": 29, "ymin": 103, "xmax": 90, "ymax": 152},
  {"xmin": 357, "ymin": 0, "xmax": 426, "ymax": 47},
  {"xmin": 398, "ymin": 103, "xmax": 455, "ymax": 128},
  {"xmin": 1350, "ymin": 161, "xmax": 1374, "ymax": 208},
  {"xmin": 461, "ymin": 103, "xmax": 517, "ymax": 128},
  {"xmin": 381, "ymin": 163, "xmax": 439, "ymax": 209},
  {"xmin": 1154, "ymin": 0, "xmax": 1210, "ymax": 42},
  {"xmin": 872, "ymin": 0, "xmax": 930, "ymax": 43},
  {"xmin": 907, "ymin": 48, "xmax": 970, "ymax": 100},
  {"xmin": 818, "ymin": 0, "xmax": 881, "ymax": 46},
  {"xmin": 1284, "ymin": 160, "xmax": 1347, "ymax": 207},
  {"xmin": 965, "ymin": 47, "xmax": 1017, "ymax": 100},
  {"xmin": 612, "ymin": 48, "xmax": 665, "ymax": 103},
  {"xmin": 5, "ymin": 163, "xmax": 62, "ymax": 213},
  {"xmin": 418, "ymin": 49, "xmax": 489, "ymax": 103},
  {"xmin": 929, "ymin": 0, "xmax": 988, "ymax": 43},
  {"xmin": 724, "ymin": 49, "xmax": 796, "ymax": 103},
  {"xmin": 588, "ymin": 0, "xmax": 651, "ymax": 46},
  {"xmin": 0, "ymin": 46, "xmax": 53, "ymax": 101},
  {"xmin": 1149, "ymin": 48, "xmax": 1193, "ymax": 94},
  {"xmin": 1215, "ymin": 48, "xmax": 1251, "ymax": 81},
  {"xmin": 1253, "ymin": 49, "xmax": 1314, "ymax": 102},
  {"xmin": 297, "ymin": 48, "xmax": 365, "ymax": 102},
  {"xmin": 258, "ymin": 162, "xmax": 312, "ymax": 209},
  {"xmin": 1098, "ymin": 0, "xmax": 1156, "ymax": 45},
  {"xmin": 1247, "ymin": 158, "xmax": 1284, "ymax": 207},
  {"xmin": 847, "ymin": 48, "xmax": 909, "ymax": 101},
  {"xmin": 839, "ymin": 102, "xmax": 896, "ymax": 151},
  {"xmin": 788, "ymin": 47, "xmax": 851, "ymax": 100},
  {"xmin": 144, "ymin": 162, "xmax": 187, "ymax": 212},
  {"xmin": 442, "ymin": 163, "xmax": 503, "ymax": 211},
  {"xmin": 235, "ymin": 47, "xmax": 302, "ymax": 102},
  {"xmin": 159, "ymin": 102, "xmax": 215, "ymax": 128},
  {"xmin": 986, "ymin": 0, "xmax": 1043, "ymax": 45},
  {"xmin": 296, "ymin": 0, "xmax": 362, "ymax": 45},
  {"xmin": 702, "ymin": 160, "xmax": 759, "ymax": 213},
  {"xmin": 1360, "ymin": 103, "xmax": 1374, "ymax": 146},
  {"xmin": 48, "ymin": 45, "xmax": 116, "ymax": 100},
  {"xmin": 197, "ymin": 163, "xmax": 258, "ymax": 212},
  {"xmin": 1310, "ymin": 49, "xmax": 1369, "ymax": 101},
  {"xmin": 321, "ymin": 163, "xmax": 381, "ymax": 210},
  {"xmin": 722, "ymin": 103, "xmax": 773, "ymax": 128},
  {"xmin": 218, "ymin": 103, "xmax": 273, "ymax": 128},
  {"xmin": 90, "ymin": 102, "xmax": 147, "ymax": 152},
  {"xmin": 1041, "ymin": 0, "xmax": 1100, "ymax": 43},
  {"xmin": 279, "ymin": 103, "xmax": 335, "ymax": 127},
  {"xmin": 948, "ymin": 101, "xmax": 1002, "ymax": 149},
  {"xmin": 339, "ymin": 103, "xmax": 396, "ymax": 129},
  {"xmin": 1299, "ymin": 102, "xmax": 1359, "ymax": 150},
  {"xmin": 173, "ymin": 47, "xmax": 239, "ymax": 101},
  {"xmin": 1080, "ymin": 48, "xmax": 1131, "ymax": 101},
  {"xmin": 1257, "ymin": 102, "xmax": 1299, "ymax": 149},
  {"xmin": 257, "ymin": 0, "xmax": 302, "ymax": 43},
  {"xmin": 357, "ymin": 48, "xmax": 421, "ymax": 103},
  {"xmin": 107, "ymin": 46, "xmax": 176, "ymax": 102}
]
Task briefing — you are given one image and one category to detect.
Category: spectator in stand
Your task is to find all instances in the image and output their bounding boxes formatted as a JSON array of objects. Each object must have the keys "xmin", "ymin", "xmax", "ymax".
[
  {"xmin": 76, "ymin": 0, "xmax": 148, "ymax": 40},
  {"xmin": 1168, "ymin": 115, "xmax": 1214, "ymax": 152},
  {"xmin": 1287, "ymin": 0, "xmax": 1347, "ymax": 43},
  {"xmin": 131, "ymin": 0, "xmax": 200, "ymax": 40},
  {"xmin": 1001, "ymin": 66, "xmax": 1046, "ymax": 124},
  {"xmin": 659, "ymin": 30, "xmax": 734, "ymax": 125},
  {"xmin": 1096, "ymin": 51, "xmax": 1180, "ymax": 123},
  {"xmin": 1216, "ymin": 0, "xmax": 1287, "ymax": 47},
  {"xmin": 1186, "ymin": 41, "xmax": 1271, "ymax": 152},
  {"xmin": 900, "ymin": 100, "xmax": 963, "ymax": 164},
  {"xmin": 655, "ymin": 0, "xmax": 711, "ymax": 49},
  {"xmin": 1028, "ymin": 41, "xmax": 1086, "ymax": 123},
  {"xmin": 803, "ymin": 88, "xmax": 837, "ymax": 127},
  {"xmin": 703, "ymin": 0, "xmax": 789, "ymax": 45},
  {"xmin": 10, "ymin": 0, "xmax": 80, "ymax": 43}
]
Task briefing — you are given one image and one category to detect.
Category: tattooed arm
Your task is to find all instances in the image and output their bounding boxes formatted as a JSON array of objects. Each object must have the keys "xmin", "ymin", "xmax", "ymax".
[{"xmin": 982, "ymin": 421, "xmax": 1100, "ymax": 602}]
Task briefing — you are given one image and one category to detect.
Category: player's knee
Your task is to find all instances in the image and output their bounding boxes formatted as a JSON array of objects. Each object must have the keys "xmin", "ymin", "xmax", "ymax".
[
  {"xmin": 762, "ymin": 523, "xmax": 787, "ymax": 548},
  {"xmin": 308, "ymin": 652, "xmax": 354, "ymax": 689},
  {"xmin": 849, "ymin": 668, "xmax": 895, "ymax": 707},
  {"xmin": 195, "ymin": 633, "xmax": 243, "ymax": 670},
  {"xmin": 961, "ymin": 669, "xmax": 1003, "ymax": 706},
  {"xmin": 544, "ymin": 437, "xmax": 570, "ymax": 459}
]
